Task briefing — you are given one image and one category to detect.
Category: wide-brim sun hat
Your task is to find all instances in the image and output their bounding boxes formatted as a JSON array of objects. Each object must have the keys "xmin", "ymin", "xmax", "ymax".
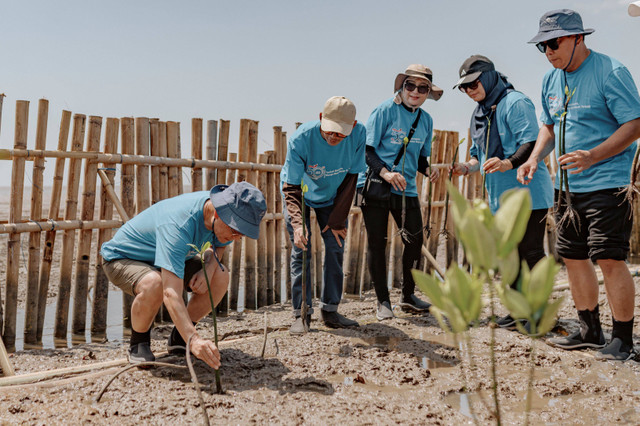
[
  {"xmin": 394, "ymin": 64, "xmax": 443, "ymax": 101},
  {"xmin": 528, "ymin": 9, "xmax": 594, "ymax": 44},
  {"xmin": 320, "ymin": 96, "xmax": 357, "ymax": 136},
  {"xmin": 209, "ymin": 181, "xmax": 266, "ymax": 240},
  {"xmin": 453, "ymin": 55, "xmax": 495, "ymax": 89}
]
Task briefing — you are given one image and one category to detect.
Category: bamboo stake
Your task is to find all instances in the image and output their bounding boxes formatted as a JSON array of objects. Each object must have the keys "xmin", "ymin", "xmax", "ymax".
[
  {"xmin": 445, "ymin": 131, "xmax": 459, "ymax": 267},
  {"xmin": 353, "ymin": 212, "xmax": 366, "ymax": 295},
  {"xmin": 216, "ymin": 120, "xmax": 230, "ymax": 186},
  {"xmin": 3, "ymin": 100, "xmax": 29, "ymax": 351},
  {"xmin": 54, "ymin": 113, "xmax": 86, "ymax": 340},
  {"xmin": 166, "ymin": 121, "xmax": 181, "ymax": 198},
  {"xmin": 149, "ymin": 119, "xmax": 160, "ymax": 205},
  {"xmin": 265, "ymin": 151, "xmax": 276, "ymax": 305},
  {"xmin": 135, "ymin": 117, "xmax": 150, "ymax": 213},
  {"xmin": 176, "ymin": 123, "xmax": 184, "ymax": 194},
  {"xmin": 273, "ymin": 127, "xmax": 284, "ymax": 304},
  {"xmin": 244, "ymin": 120, "xmax": 259, "ymax": 310},
  {"xmin": 343, "ymin": 211, "xmax": 361, "ymax": 295},
  {"xmin": 0, "ymin": 219, "xmax": 122, "ymax": 234},
  {"xmin": 0, "ymin": 94, "xmax": 4, "ymax": 339},
  {"xmin": 384, "ymin": 215, "xmax": 393, "ymax": 291},
  {"xmin": 426, "ymin": 130, "xmax": 448, "ymax": 267},
  {"xmin": 257, "ymin": 153, "xmax": 269, "ymax": 307},
  {"xmin": 237, "ymin": 119, "xmax": 250, "ymax": 183},
  {"xmin": 24, "ymin": 99, "xmax": 49, "ymax": 345},
  {"xmin": 37, "ymin": 110, "xmax": 72, "ymax": 341},
  {"xmin": 92, "ymin": 118, "xmax": 119, "ymax": 336},
  {"xmin": 158, "ymin": 121, "xmax": 169, "ymax": 201},
  {"xmin": 206, "ymin": 120, "xmax": 218, "ymax": 189},
  {"xmin": 72, "ymin": 116, "xmax": 103, "ymax": 337},
  {"xmin": 120, "ymin": 117, "xmax": 136, "ymax": 330},
  {"xmin": 280, "ymin": 131, "xmax": 292, "ymax": 302},
  {"xmin": 191, "ymin": 118, "xmax": 203, "ymax": 191},
  {"xmin": 0, "ymin": 337, "xmax": 14, "ymax": 377},
  {"xmin": 227, "ymin": 153, "xmax": 241, "ymax": 311}
]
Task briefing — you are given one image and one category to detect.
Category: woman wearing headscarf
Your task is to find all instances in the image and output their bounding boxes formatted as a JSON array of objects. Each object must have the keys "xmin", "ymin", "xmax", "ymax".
[
  {"xmin": 451, "ymin": 55, "xmax": 554, "ymax": 328},
  {"xmin": 359, "ymin": 64, "xmax": 442, "ymax": 321}
]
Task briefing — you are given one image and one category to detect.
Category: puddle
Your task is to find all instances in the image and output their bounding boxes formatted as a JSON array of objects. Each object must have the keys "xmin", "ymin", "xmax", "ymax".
[
  {"xmin": 353, "ymin": 334, "xmax": 455, "ymax": 369},
  {"xmin": 14, "ymin": 290, "xmax": 125, "ymax": 351}
]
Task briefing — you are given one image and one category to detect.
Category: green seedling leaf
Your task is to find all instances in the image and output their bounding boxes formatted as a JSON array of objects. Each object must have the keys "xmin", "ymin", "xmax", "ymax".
[
  {"xmin": 412, "ymin": 269, "xmax": 445, "ymax": 309},
  {"xmin": 495, "ymin": 189, "xmax": 531, "ymax": 257},
  {"xmin": 498, "ymin": 248, "xmax": 520, "ymax": 287},
  {"xmin": 499, "ymin": 287, "xmax": 532, "ymax": 320},
  {"xmin": 526, "ymin": 256, "xmax": 560, "ymax": 312},
  {"xmin": 447, "ymin": 181, "xmax": 469, "ymax": 232},
  {"xmin": 429, "ymin": 306, "xmax": 452, "ymax": 334},
  {"xmin": 459, "ymin": 212, "xmax": 496, "ymax": 271},
  {"xmin": 445, "ymin": 264, "xmax": 472, "ymax": 315},
  {"xmin": 536, "ymin": 298, "xmax": 564, "ymax": 336}
]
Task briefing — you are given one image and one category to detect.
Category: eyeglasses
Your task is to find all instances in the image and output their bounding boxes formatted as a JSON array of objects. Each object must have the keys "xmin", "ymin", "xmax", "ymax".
[
  {"xmin": 536, "ymin": 37, "xmax": 562, "ymax": 53},
  {"xmin": 404, "ymin": 81, "xmax": 431, "ymax": 94},
  {"xmin": 459, "ymin": 79, "xmax": 480, "ymax": 92}
]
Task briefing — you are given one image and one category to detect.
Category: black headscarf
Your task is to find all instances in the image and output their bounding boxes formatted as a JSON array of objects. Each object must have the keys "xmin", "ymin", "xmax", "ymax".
[{"xmin": 470, "ymin": 70, "xmax": 514, "ymax": 159}]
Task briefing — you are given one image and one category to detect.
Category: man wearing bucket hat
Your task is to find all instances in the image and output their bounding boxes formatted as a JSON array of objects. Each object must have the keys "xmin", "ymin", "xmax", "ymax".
[
  {"xmin": 281, "ymin": 96, "xmax": 366, "ymax": 334},
  {"xmin": 358, "ymin": 64, "xmax": 442, "ymax": 320},
  {"xmin": 451, "ymin": 55, "xmax": 553, "ymax": 330},
  {"xmin": 101, "ymin": 182, "xmax": 266, "ymax": 366},
  {"xmin": 517, "ymin": 9, "xmax": 640, "ymax": 360}
]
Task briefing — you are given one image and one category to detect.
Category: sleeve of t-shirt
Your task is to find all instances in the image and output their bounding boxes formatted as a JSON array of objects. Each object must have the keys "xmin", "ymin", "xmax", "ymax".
[
  {"xmin": 604, "ymin": 66, "xmax": 640, "ymax": 125},
  {"xmin": 539, "ymin": 76, "xmax": 554, "ymax": 126},
  {"xmin": 506, "ymin": 97, "xmax": 539, "ymax": 147},
  {"xmin": 419, "ymin": 114, "xmax": 433, "ymax": 158},
  {"xmin": 349, "ymin": 125, "xmax": 367, "ymax": 174},
  {"xmin": 155, "ymin": 223, "xmax": 192, "ymax": 279},
  {"xmin": 283, "ymin": 134, "xmax": 307, "ymax": 185},
  {"xmin": 365, "ymin": 105, "xmax": 388, "ymax": 150}
]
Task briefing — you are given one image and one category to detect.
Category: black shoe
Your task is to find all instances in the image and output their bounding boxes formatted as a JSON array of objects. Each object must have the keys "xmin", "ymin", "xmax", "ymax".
[
  {"xmin": 128, "ymin": 342, "xmax": 156, "ymax": 364},
  {"xmin": 399, "ymin": 294, "xmax": 431, "ymax": 313},
  {"xmin": 594, "ymin": 338, "xmax": 635, "ymax": 361},
  {"xmin": 167, "ymin": 327, "xmax": 186, "ymax": 356},
  {"xmin": 321, "ymin": 310, "xmax": 359, "ymax": 329},
  {"xmin": 496, "ymin": 315, "xmax": 517, "ymax": 329},
  {"xmin": 548, "ymin": 329, "xmax": 606, "ymax": 350},
  {"xmin": 289, "ymin": 315, "xmax": 311, "ymax": 335}
]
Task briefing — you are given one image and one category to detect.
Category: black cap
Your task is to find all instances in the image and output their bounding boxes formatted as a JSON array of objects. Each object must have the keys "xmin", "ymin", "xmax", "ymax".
[{"xmin": 453, "ymin": 55, "xmax": 494, "ymax": 89}]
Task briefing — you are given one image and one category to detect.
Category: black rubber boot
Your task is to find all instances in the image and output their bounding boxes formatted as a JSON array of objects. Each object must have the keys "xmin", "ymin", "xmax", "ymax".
[{"xmin": 548, "ymin": 305, "xmax": 605, "ymax": 350}]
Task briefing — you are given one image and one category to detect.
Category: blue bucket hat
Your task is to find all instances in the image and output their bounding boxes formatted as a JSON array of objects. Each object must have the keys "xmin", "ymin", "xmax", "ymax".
[
  {"xmin": 528, "ymin": 9, "xmax": 594, "ymax": 44},
  {"xmin": 209, "ymin": 181, "xmax": 266, "ymax": 240}
]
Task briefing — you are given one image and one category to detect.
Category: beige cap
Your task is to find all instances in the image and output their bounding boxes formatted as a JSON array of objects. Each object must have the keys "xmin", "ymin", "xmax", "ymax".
[
  {"xmin": 630, "ymin": 1, "xmax": 640, "ymax": 16},
  {"xmin": 394, "ymin": 64, "xmax": 443, "ymax": 101},
  {"xmin": 320, "ymin": 96, "xmax": 356, "ymax": 136}
]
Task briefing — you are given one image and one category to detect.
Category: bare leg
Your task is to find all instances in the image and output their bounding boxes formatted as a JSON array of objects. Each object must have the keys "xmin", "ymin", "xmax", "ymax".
[
  {"xmin": 130, "ymin": 270, "xmax": 164, "ymax": 332},
  {"xmin": 187, "ymin": 265, "xmax": 230, "ymax": 322},
  {"xmin": 563, "ymin": 258, "xmax": 599, "ymax": 311},
  {"xmin": 597, "ymin": 259, "xmax": 635, "ymax": 321}
]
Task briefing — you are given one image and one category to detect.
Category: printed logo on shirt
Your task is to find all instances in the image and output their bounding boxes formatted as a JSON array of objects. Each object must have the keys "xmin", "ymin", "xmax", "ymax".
[
  {"xmin": 305, "ymin": 164, "xmax": 348, "ymax": 180},
  {"xmin": 390, "ymin": 128, "xmax": 406, "ymax": 145},
  {"xmin": 548, "ymin": 95, "xmax": 562, "ymax": 117}
]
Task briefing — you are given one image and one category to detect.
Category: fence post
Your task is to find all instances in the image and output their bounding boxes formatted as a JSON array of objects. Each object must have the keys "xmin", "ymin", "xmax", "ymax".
[
  {"xmin": 167, "ymin": 121, "xmax": 181, "ymax": 198},
  {"xmin": 216, "ymin": 120, "xmax": 230, "ymax": 186},
  {"xmin": 205, "ymin": 120, "xmax": 218, "ymax": 189},
  {"xmin": 265, "ymin": 150, "xmax": 276, "ymax": 306},
  {"xmin": 191, "ymin": 118, "xmax": 203, "ymax": 191},
  {"xmin": 120, "ymin": 117, "xmax": 136, "ymax": 330},
  {"xmin": 257, "ymin": 153, "xmax": 269, "ymax": 308},
  {"xmin": 273, "ymin": 127, "xmax": 284, "ymax": 304},
  {"xmin": 227, "ymin": 153, "xmax": 240, "ymax": 311}
]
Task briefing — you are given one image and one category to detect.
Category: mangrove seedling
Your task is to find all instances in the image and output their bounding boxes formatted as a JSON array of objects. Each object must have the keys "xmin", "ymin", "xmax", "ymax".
[
  {"xmin": 425, "ymin": 135, "xmax": 437, "ymax": 239},
  {"xmin": 555, "ymin": 85, "xmax": 580, "ymax": 230},
  {"xmin": 300, "ymin": 179, "xmax": 310, "ymax": 332},
  {"xmin": 441, "ymin": 137, "xmax": 465, "ymax": 239}
]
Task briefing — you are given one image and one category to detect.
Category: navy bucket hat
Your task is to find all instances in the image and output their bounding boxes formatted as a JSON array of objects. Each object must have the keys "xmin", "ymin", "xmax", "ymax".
[
  {"xmin": 210, "ymin": 182, "xmax": 266, "ymax": 240},
  {"xmin": 528, "ymin": 9, "xmax": 594, "ymax": 44}
]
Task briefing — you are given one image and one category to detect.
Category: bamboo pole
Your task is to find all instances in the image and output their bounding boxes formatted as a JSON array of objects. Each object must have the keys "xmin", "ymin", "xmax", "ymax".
[
  {"xmin": 3, "ymin": 100, "xmax": 29, "ymax": 351},
  {"xmin": 0, "ymin": 219, "xmax": 122, "ymax": 234},
  {"xmin": 265, "ymin": 151, "xmax": 276, "ymax": 305},
  {"xmin": 92, "ymin": 118, "xmax": 119, "ymax": 336},
  {"xmin": 0, "ymin": 94, "xmax": 4, "ymax": 339},
  {"xmin": 166, "ymin": 121, "xmax": 181, "ymax": 198},
  {"xmin": 358, "ymin": 231, "xmax": 370, "ymax": 294},
  {"xmin": 158, "ymin": 121, "xmax": 169, "ymax": 201},
  {"xmin": 273, "ymin": 128, "xmax": 284, "ymax": 304},
  {"xmin": 227, "ymin": 153, "xmax": 240, "ymax": 311},
  {"xmin": 176, "ymin": 123, "xmax": 184, "ymax": 194},
  {"xmin": 120, "ymin": 117, "xmax": 136, "ymax": 330},
  {"xmin": 343, "ymin": 210, "xmax": 362, "ymax": 295},
  {"xmin": 24, "ymin": 99, "xmax": 49, "ymax": 345},
  {"xmin": 54, "ymin": 113, "xmax": 87, "ymax": 340},
  {"xmin": 0, "ymin": 337, "xmax": 14, "ymax": 377},
  {"xmin": 257, "ymin": 153, "xmax": 269, "ymax": 308},
  {"xmin": 426, "ymin": 130, "xmax": 448, "ymax": 266},
  {"xmin": 135, "ymin": 117, "xmax": 150, "ymax": 213},
  {"xmin": 353, "ymin": 212, "xmax": 366, "ymax": 295},
  {"xmin": 72, "ymin": 116, "xmax": 103, "ymax": 337},
  {"xmin": 149, "ymin": 119, "xmax": 161, "ymax": 205},
  {"xmin": 280, "ymin": 131, "xmax": 292, "ymax": 302},
  {"xmin": 191, "ymin": 118, "xmax": 203, "ymax": 191},
  {"xmin": 37, "ymin": 110, "xmax": 72, "ymax": 341},
  {"xmin": 244, "ymin": 120, "xmax": 259, "ymax": 310},
  {"xmin": 206, "ymin": 120, "xmax": 218, "ymax": 189},
  {"xmin": 216, "ymin": 120, "xmax": 230, "ymax": 186},
  {"xmin": 445, "ymin": 131, "xmax": 459, "ymax": 267}
]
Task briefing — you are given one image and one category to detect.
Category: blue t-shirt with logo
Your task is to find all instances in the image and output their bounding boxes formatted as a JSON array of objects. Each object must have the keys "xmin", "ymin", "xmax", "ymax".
[
  {"xmin": 101, "ymin": 191, "xmax": 230, "ymax": 279},
  {"xmin": 470, "ymin": 91, "xmax": 554, "ymax": 214},
  {"xmin": 540, "ymin": 50, "xmax": 640, "ymax": 193},
  {"xmin": 358, "ymin": 98, "xmax": 433, "ymax": 197},
  {"xmin": 280, "ymin": 120, "xmax": 366, "ymax": 208}
]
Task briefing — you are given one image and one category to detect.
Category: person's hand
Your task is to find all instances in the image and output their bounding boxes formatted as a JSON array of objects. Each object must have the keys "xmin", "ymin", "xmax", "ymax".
[
  {"xmin": 382, "ymin": 171, "xmax": 407, "ymax": 191},
  {"xmin": 322, "ymin": 225, "xmax": 347, "ymax": 247},
  {"xmin": 516, "ymin": 158, "xmax": 538, "ymax": 185},
  {"xmin": 188, "ymin": 269, "xmax": 209, "ymax": 294},
  {"xmin": 483, "ymin": 157, "xmax": 512, "ymax": 174},
  {"xmin": 189, "ymin": 333, "xmax": 221, "ymax": 369},
  {"xmin": 558, "ymin": 150, "xmax": 594, "ymax": 174},
  {"xmin": 450, "ymin": 162, "xmax": 469, "ymax": 176},
  {"xmin": 293, "ymin": 226, "xmax": 308, "ymax": 250},
  {"xmin": 427, "ymin": 167, "xmax": 440, "ymax": 182}
]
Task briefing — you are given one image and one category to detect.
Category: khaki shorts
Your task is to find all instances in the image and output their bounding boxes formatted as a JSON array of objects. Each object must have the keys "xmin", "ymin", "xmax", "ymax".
[{"xmin": 102, "ymin": 258, "xmax": 203, "ymax": 296}]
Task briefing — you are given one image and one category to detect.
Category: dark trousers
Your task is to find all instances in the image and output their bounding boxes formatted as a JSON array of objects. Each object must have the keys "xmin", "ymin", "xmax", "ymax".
[
  {"xmin": 361, "ymin": 194, "xmax": 423, "ymax": 303},
  {"xmin": 513, "ymin": 208, "xmax": 549, "ymax": 289}
]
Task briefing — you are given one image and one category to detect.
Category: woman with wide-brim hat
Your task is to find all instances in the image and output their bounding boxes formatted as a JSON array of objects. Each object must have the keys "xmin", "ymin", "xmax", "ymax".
[{"xmin": 358, "ymin": 64, "xmax": 442, "ymax": 321}]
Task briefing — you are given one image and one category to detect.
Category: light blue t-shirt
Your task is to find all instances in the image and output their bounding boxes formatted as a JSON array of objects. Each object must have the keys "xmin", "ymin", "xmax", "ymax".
[
  {"xmin": 470, "ymin": 91, "xmax": 554, "ymax": 214},
  {"xmin": 540, "ymin": 50, "xmax": 640, "ymax": 193},
  {"xmin": 101, "ymin": 191, "xmax": 230, "ymax": 279},
  {"xmin": 358, "ymin": 98, "xmax": 433, "ymax": 197},
  {"xmin": 280, "ymin": 120, "xmax": 367, "ymax": 208}
]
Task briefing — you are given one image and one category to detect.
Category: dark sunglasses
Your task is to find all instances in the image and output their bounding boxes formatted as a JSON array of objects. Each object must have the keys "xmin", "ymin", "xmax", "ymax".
[
  {"xmin": 459, "ymin": 79, "xmax": 480, "ymax": 92},
  {"xmin": 404, "ymin": 81, "xmax": 431, "ymax": 94},
  {"xmin": 536, "ymin": 37, "xmax": 562, "ymax": 53},
  {"xmin": 323, "ymin": 131, "xmax": 347, "ymax": 139}
]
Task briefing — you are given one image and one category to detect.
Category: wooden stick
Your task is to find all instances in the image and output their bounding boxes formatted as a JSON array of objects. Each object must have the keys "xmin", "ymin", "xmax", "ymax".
[
  {"xmin": 157, "ymin": 121, "xmax": 169, "ymax": 202},
  {"xmin": 166, "ymin": 121, "xmax": 181, "ymax": 198},
  {"xmin": 265, "ymin": 151, "xmax": 276, "ymax": 305},
  {"xmin": 24, "ymin": 99, "xmax": 49, "ymax": 345},
  {"xmin": 54, "ymin": 113, "xmax": 86, "ymax": 340},
  {"xmin": 191, "ymin": 118, "xmax": 203, "ymax": 191},
  {"xmin": 421, "ymin": 246, "xmax": 445, "ymax": 278},
  {"xmin": 0, "ymin": 219, "xmax": 123, "ymax": 234},
  {"xmin": 272, "ymin": 128, "xmax": 284, "ymax": 304},
  {"xmin": 216, "ymin": 120, "xmax": 230, "ymax": 186},
  {"xmin": 0, "ymin": 336, "xmax": 14, "ymax": 377},
  {"xmin": 205, "ymin": 119, "xmax": 218, "ymax": 189},
  {"xmin": 37, "ymin": 110, "xmax": 72, "ymax": 341},
  {"xmin": 257, "ymin": 153, "xmax": 269, "ymax": 308},
  {"xmin": 243, "ymin": 120, "xmax": 259, "ymax": 310},
  {"xmin": 227, "ymin": 153, "xmax": 241, "ymax": 311},
  {"xmin": 120, "ymin": 117, "xmax": 136, "ymax": 330},
  {"xmin": 72, "ymin": 115, "xmax": 103, "ymax": 337},
  {"xmin": 135, "ymin": 117, "xmax": 150, "ymax": 213},
  {"xmin": 445, "ymin": 131, "xmax": 459, "ymax": 268},
  {"xmin": 149, "ymin": 118, "xmax": 161, "ymax": 205},
  {"xmin": 237, "ymin": 119, "xmax": 250, "ymax": 183},
  {"xmin": 92, "ymin": 118, "xmax": 120, "ymax": 336}
]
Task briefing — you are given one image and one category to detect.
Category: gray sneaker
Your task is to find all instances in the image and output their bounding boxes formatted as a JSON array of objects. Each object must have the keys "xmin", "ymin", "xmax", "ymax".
[
  {"xmin": 376, "ymin": 301, "xmax": 394, "ymax": 321},
  {"xmin": 321, "ymin": 310, "xmax": 359, "ymax": 328},
  {"xmin": 594, "ymin": 338, "xmax": 635, "ymax": 361},
  {"xmin": 399, "ymin": 294, "xmax": 431, "ymax": 313},
  {"xmin": 289, "ymin": 315, "xmax": 311, "ymax": 335},
  {"xmin": 548, "ymin": 329, "xmax": 606, "ymax": 350}
]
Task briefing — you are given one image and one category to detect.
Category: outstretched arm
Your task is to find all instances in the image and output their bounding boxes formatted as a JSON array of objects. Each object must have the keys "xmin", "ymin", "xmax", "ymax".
[{"xmin": 517, "ymin": 124, "xmax": 555, "ymax": 184}]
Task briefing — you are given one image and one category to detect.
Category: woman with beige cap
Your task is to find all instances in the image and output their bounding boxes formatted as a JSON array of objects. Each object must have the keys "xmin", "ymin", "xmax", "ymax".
[{"xmin": 358, "ymin": 64, "xmax": 442, "ymax": 320}]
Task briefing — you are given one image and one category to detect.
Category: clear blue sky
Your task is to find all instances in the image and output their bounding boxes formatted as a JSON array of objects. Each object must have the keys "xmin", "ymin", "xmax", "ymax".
[{"xmin": 1, "ymin": 0, "xmax": 638, "ymax": 186}]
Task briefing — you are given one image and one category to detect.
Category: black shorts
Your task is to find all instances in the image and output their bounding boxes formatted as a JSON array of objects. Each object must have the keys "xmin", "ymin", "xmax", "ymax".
[{"xmin": 555, "ymin": 188, "xmax": 632, "ymax": 261}]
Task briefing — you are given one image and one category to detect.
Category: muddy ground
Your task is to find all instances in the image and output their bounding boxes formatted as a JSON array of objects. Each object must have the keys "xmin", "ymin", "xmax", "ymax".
[{"xmin": 1, "ymin": 280, "xmax": 640, "ymax": 425}]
